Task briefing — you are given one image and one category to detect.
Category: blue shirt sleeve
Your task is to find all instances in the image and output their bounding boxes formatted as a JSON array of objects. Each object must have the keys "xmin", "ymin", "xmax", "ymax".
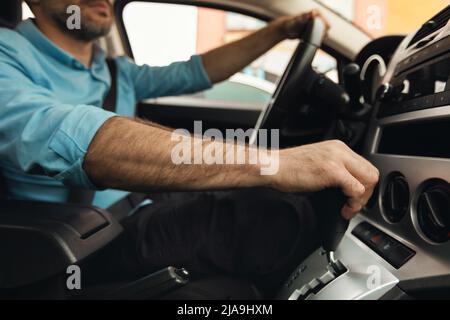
[
  {"xmin": 0, "ymin": 58, "xmax": 116, "ymax": 189},
  {"xmin": 116, "ymin": 54, "xmax": 212, "ymax": 102}
]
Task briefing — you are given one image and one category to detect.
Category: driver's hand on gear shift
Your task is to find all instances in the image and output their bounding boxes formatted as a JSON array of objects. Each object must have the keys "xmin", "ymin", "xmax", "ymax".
[
  {"xmin": 269, "ymin": 140, "xmax": 379, "ymax": 220},
  {"xmin": 273, "ymin": 10, "xmax": 331, "ymax": 40}
]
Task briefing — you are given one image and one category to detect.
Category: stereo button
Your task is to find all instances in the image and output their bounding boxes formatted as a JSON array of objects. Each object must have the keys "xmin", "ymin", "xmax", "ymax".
[
  {"xmin": 385, "ymin": 245, "xmax": 415, "ymax": 269},
  {"xmin": 423, "ymin": 95, "xmax": 435, "ymax": 108},
  {"xmin": 409, "ymin": 97, "xmax": 425, "ymax": 111},
  {"xmin": 434, "ymin": 91, "xmax": 450, "ymax": 107}
]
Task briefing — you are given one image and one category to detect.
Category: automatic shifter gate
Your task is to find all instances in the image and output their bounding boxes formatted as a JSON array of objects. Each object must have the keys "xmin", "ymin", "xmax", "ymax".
[{"xmin": 288, "ymin": 189, "xmax": 350, "ymax": 300}]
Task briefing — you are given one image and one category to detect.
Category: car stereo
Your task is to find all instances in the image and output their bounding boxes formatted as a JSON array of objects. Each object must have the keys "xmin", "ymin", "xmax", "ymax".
[{"xmin": 377, "ymin": 8, "xmax": 450, "ymax": 118}]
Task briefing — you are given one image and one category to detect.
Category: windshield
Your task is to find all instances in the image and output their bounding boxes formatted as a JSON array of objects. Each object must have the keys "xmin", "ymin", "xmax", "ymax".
[{"xmin": 316, "ymin": 0, "xmax": 449, "ymax": 38}]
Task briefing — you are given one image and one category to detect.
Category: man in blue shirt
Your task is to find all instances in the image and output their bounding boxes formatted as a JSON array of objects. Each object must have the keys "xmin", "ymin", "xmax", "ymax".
[{"xmin": 0, "ymin": 0, "xmax": 378, "ymax": 297}]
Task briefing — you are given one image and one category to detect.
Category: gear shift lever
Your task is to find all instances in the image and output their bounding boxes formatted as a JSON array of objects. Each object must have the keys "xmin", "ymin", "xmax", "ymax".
[
  {"xmin": 284, "ymin": 190, "xmax": 349, "ymax": 300},
  {"xmin": 312, "ymin": 188, "xmax": 349, "ymax": 270},
  {"xmin": 283, "ymin": 190, "xmax": 349, "ymax": 300}
]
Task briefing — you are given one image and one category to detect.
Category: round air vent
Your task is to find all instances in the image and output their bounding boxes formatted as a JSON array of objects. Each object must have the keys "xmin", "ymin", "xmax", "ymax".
[
  {"xmin": 382, "ymin": 173, "xmax": 410, "ymax": 223},
  {"xmin": 417, "ymin": 181, "xmax": 450, "ymax": 243}
]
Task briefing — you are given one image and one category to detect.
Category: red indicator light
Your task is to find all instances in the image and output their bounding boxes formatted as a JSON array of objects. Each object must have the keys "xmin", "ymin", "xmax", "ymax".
[{"xmin": 371, "ymin": 234, "xmax": 382, "ymax": 243}]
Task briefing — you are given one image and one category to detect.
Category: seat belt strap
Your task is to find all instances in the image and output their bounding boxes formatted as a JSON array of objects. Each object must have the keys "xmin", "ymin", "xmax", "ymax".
[{"xmin": 102, "ymin": 58, "xmax": 118, "ymax": 112}]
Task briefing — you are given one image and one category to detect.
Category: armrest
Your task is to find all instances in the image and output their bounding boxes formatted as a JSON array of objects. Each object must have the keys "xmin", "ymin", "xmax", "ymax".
[{"xmin": 0, "ymin": 199, "xmax": 123, "ymax": 289}]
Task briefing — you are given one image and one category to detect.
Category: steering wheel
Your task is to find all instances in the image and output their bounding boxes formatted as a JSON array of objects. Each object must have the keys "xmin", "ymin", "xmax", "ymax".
[{"xmin": 250, "ymin": 17, "xmax": 327, "ymax": 145}]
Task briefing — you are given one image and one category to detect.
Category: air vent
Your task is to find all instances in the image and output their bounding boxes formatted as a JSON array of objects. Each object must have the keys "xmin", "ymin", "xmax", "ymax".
[
  {"xmin": 417, "ymin": 181, "xmax": 450, "ymax": 243},
  {"xmin": 408, "ymin": 6, "xmax": 450, "ymax": 48},
  {"xmin": 382, "ymin": 173, "xmax": 410, "ymax": 223}
]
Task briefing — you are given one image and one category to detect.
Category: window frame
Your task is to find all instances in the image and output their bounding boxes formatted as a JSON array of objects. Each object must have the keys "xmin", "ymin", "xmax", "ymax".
[{"xmin": 114, "ymin": 0, "xmax": 349, "ymax": 84}]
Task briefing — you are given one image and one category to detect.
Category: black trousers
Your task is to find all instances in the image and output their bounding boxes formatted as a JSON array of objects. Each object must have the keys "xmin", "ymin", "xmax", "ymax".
[{"xmin": 85, "ymin": 188, "xmax": 320, "ymax": 298}]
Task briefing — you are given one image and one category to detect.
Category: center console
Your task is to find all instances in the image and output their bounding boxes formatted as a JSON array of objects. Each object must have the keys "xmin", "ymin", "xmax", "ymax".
[{"xmin": 279, "ymin": 6, "xmax": 450, "ymax": 300}]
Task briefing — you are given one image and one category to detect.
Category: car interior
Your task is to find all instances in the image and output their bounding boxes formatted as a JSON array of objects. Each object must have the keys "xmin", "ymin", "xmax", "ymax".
[{"xmin": 1, "ymin": 0, "xmax": 450, "ymax": 300}]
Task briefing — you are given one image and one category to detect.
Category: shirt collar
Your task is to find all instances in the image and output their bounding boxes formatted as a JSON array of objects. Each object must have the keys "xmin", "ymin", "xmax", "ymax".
[{"xmin": 16, "ymin": 19, "xmax": 107, "ymax": 71}]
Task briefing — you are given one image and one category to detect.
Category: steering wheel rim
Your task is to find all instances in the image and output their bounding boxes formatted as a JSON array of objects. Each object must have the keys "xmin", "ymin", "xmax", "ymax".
[{"xmin": 250, "ymin": 18, "xmax": 327, "ymax": 145}]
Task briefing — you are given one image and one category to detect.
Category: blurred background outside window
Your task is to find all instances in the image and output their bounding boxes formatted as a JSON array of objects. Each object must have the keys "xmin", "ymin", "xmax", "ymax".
[
  {"xmin": 123, "ymin": 2, "xmax": 337, "ymax": 108},
  {"xmin": 317, "ymin": 0, "xmax": 450, "ymax": 38}
]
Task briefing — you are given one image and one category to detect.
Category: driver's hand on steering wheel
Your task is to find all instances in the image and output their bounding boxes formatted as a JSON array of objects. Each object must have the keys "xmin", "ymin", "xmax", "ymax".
[
  {"xmin": 272, "ymin": 10, "xmax": 331, "ymax": 40},
  {"xmin": 269, "ymin": 140, "xmax": 379, "ymax": 220}
]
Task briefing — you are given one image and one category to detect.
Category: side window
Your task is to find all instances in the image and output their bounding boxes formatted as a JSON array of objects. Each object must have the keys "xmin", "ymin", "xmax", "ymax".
[
  {"xmin": 22, "ymin": 2, "xmax": 34, "ymax": 20},
  {"xmin": 122, "ymin": 2, "xmax": 338, "ymax": 110}
]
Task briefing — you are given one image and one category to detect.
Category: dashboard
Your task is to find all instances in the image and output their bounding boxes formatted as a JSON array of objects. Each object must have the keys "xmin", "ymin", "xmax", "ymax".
[
  {"xmin": 360, "ymin": 5, "xmax": 450, "ymax": 296},
  {"xmin": 279, "ymin": 6, "xmax": 450, "ymax": 299}
]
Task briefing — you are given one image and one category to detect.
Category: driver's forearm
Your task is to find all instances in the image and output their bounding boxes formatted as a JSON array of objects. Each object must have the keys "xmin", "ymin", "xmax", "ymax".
[
  {"xmin": 201, "ymin": 20, "xmax": 285, "ymax": 84},
  {"xmin": 83, "ymin": 117, "xmax": 269, "ymax": 192}
]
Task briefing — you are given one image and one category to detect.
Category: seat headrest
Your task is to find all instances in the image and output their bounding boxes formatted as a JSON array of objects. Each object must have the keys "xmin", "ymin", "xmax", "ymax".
[{"xmin": 0, "ymin": 0, "xmax": 22, "ymax": 29}]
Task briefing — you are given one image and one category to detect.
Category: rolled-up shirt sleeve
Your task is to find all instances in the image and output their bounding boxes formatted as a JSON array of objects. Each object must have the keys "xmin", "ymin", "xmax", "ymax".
[
  {"xmin": 0, "ymin": 60, "xmax": 116, "ymax": 189},
  {"xmin": 117, "ymin": 54, "xmax": 213, "ymax": 102}
]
